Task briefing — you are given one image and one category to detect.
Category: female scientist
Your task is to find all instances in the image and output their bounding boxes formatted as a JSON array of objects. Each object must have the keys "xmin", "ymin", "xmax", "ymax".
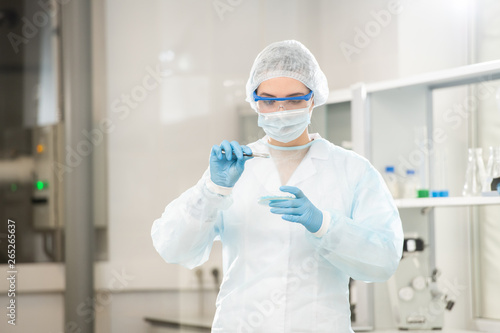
[{"xmin": 151, "ymin": 40, "xmax": 403, "ymax": 332}]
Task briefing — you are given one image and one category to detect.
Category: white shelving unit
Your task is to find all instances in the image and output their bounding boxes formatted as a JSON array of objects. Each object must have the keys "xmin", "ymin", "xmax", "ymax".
[
  {"xmin": 325, "ymin": 88, "xmax": 351, "ymax": 104},
  {"xmin": 321, "ymin": 62, "xmax": 500, "ymax": 330},
  {"xmin": 395, "ymin": 196, "xmax": 500, "ymax": 209},
  {"xmin": 347, "ymin": 60, "xmax": 500, "ymax": 330},
  {"xmin": 351, "ymin": 59, "xmax": 500, "ymax": 161}
]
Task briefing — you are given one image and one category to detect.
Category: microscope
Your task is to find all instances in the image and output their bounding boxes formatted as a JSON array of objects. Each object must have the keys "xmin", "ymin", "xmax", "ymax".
[{"xmin": 388, "ymin": 235, "xmax": 455, "ymax": 330}]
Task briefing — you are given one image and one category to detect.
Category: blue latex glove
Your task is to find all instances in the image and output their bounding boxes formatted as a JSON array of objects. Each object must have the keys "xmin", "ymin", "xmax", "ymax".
[
  {"xmin": 269, "ymin": 186, "xmax": 323, "ymax": 233},
  {"xmin": 210, "ymin": 140, "xmax": 253, "ymax": 187}
]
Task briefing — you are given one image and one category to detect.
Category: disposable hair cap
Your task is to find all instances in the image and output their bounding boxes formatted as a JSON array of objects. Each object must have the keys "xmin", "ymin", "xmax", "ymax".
[{"xmin": 245, "ymin": 40, "xmax": 329, "ymax": 111}]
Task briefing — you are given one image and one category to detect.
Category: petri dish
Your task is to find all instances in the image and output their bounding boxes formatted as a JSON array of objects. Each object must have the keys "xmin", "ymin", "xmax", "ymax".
[{"xmin": 258, "ymin": 195, "xmax": 295, "ymax": 205}]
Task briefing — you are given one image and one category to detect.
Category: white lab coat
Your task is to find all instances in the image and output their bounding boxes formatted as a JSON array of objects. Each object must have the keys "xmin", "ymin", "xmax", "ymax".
[{"xmin": 151, "ymin": 134, "xmax": 403, "ymax": 333}]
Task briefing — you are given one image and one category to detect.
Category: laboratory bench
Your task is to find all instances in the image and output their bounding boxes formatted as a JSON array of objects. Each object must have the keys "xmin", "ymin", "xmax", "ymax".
[
  {"xmin": 144, "ymin": 315, "xmax": 482, "ymax": 333},
  {"xmin": 145, "ymin": 315, "xmax": 212, "ymax": 333},
  {"xmin": 144, "ymin": 316, "xmax": 213, "ymax": 333},
  {"xmin": 374, "ymin": 330, "xmax": 481, "ymax": 333}
]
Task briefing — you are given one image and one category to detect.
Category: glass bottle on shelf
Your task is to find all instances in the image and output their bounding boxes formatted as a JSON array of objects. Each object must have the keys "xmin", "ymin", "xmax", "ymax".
[
  {"xmin": 475, "ymin": 148, "xmax": 487, "ymax": 193},
  {"xmin": 403, "ymin": 169, "xmax": 418, "ymax": 198},
  {"xmin": 485, "ymin": 147, "xmax": 494, "ymax": 191},
  {"xmin": 463, "ymin": 148, "xmax": 482, "ymax": 196},
  {"xmin": 485, "ymin": 147, "xmax": 494, "ymax": 180},
  {"xmin": 414, "ymin": 126, "xmax": 429, "ymax": 198},
  {"xmin": 432, "ymin": 148, "xmax": 449, "ymax": 197},
  {"xmin": 383, "ymin": 166, "xmax": 400, "ymax": 199},
  {"xmin": 490, "ymin": 146, "xmax": 500, "ymax": 177}
]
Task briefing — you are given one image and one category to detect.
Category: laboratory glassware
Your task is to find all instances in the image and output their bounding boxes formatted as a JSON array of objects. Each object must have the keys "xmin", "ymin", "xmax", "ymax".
[
  {"xmin": 383, "ymin": 166, "xmax": 400, "ymax": 199},
  {"xmin": 414, "ymin": 126, "xmax": 429, "ymax": 197},
  {"xmin": 463, "ymin": 148, "xmax": 482, "ymax": 196},
  {"xmin": 403, "ymin": 169, "xmax": 418, "ymax": 198},
  {"xmin": 475, "ymin": 148, "xmax": 487, "ymax": 193},
  {"xmin": 490, "ymin": 147, "xmax": 500, "ymax": 179}
]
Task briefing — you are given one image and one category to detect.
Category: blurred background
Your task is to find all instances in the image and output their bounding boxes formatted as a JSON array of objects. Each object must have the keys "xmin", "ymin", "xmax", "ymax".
[{"xmin": 0, "ymin": 0, "xmax": 500, "ymax": 332}]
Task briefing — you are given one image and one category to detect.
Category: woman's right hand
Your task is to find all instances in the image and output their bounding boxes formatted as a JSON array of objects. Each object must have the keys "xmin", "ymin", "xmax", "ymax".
[{"xmin": 210, "ymin": 140, "xmax": 253, "ymax": 187}]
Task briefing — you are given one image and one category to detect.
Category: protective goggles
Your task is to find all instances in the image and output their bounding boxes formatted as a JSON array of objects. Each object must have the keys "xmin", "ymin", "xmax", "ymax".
[{"xmin": 253, "ymin": 91, "xmax": 313, "ymax": 113}]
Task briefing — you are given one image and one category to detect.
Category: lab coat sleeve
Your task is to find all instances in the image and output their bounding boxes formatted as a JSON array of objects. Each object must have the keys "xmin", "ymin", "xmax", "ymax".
[
  {"xmin": 308, "ymin": 163, "xmax": 404, "ymax": 282},
  {"xmin": 151, "ymin": 170, "xmax": 232, "ymax": 269}
]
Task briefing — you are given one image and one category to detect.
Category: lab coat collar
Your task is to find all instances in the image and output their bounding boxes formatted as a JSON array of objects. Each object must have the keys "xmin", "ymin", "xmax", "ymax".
[
  {"xmin": 304, "ymin": 133, "xmax": 330, "ymax": 161},
  {"xmin": 251, "ymin": 133, "xmax": 330, "ymax": 188},
  {"xmin": 255, "ymin": 133, "xmax": 329, "ymax": 159}
]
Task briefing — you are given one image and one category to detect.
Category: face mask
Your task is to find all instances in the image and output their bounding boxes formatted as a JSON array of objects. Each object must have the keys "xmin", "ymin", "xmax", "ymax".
[{"xmin": 257, "ymin": 107, "xmax": 311, "ymax": 143}]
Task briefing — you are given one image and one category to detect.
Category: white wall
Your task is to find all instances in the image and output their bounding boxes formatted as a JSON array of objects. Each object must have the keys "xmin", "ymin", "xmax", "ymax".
[{"xmin": 318, "ymin": 0, "xmax": 401, "ymax": 89}]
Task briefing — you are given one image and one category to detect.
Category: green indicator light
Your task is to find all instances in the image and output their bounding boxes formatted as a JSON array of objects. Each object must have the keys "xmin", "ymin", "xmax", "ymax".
[
  {"xmin": 35, "ymin": 180, "xmax": 48, "ymax": 190},
  {"xmin": 10, "ymin": 184, "xmax": 18, "ymax": 192}
]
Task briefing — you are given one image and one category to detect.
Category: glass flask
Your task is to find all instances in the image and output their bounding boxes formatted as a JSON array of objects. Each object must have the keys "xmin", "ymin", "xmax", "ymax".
[
  {"xmin": 482, "ymin": 147, "xmax": 500, "ymax": 192},
  {"xmin": 475, "ymin": 148, "xmax": 487, "ymax": 192},
  {"xmin": 432, "ymin": 148, "xmax": 449, "ymax": 197},
  {"xmin": 485, "ymin": 147, "xmax": 494, "ymax": 191},
  {"xmin": 414, "ymin": 126, "xmax": 429, "ymax": 197},
  {"xmin": 463, "ymin": 148, "xmax": 481, "ymax": 196},
  {"xmin": 489, "ymin": 147, "xmax": 500, "ymax": 179},
  {"xmin": 486, "ymin": 147, "xmax": 494, "ymax": 178}
]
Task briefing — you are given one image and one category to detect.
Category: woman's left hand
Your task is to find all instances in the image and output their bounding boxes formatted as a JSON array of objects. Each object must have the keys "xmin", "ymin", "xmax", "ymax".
[{"xmin": 269, "ymin": 186, "xmax": 323, "ymax": 233}]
